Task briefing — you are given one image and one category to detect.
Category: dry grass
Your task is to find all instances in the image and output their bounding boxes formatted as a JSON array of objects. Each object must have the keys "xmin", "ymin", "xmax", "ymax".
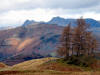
[
  {"xmin": 39, "ymin": 61, "xmax": 82, "ymax": 72},
  {"xmin": 1, "ymin": 57, "xmax": 100, "ymax": 75},
  {"xmin": 0, "ymin": 62, "xmax": 7, "ymax": 68},
  {"xmin": 5, "ymin": 57, "xmax": 57, "ymax": 71},
  {"xmin": 6, "ymin": 38, "xmax": 21, "ymax": 46},
  {"xmin": 0, "ymin": 70, "xmax": 100, "ymax": 75},
  {"xmin": 6, "ymin": 37, "xmax": 37, "ymax": 51},
  {"xmin": 17, "ymin": 38, "xmax": 34, "ymax": 51}
]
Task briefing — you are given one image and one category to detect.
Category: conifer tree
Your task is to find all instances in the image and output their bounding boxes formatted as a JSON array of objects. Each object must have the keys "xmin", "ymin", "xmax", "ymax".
[
  {"xmin": 73, "ymin": 18, "xmax": 89, "ymax": 56},
  {"xmin": 57, "ymin": 24, "xmax": 72, "ymax": 59},
  {"xmin": 57, "ymin": 18, "xmax": 98, "ymax": 58}
]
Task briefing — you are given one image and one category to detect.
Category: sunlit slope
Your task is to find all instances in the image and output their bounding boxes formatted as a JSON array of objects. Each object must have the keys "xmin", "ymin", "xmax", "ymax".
[
  {"xmin": 0, "ymin": 62, "xmax": 7, "ymax": 68},
  {"xmin": 1, "ymin": 58, "xmax": 100, "ymax": 75},
  {"xmin": 9, "ymin": 57, "xmax": 57, "ymax": 70},
  {"xmin": 0, "ymin": 23, "xmax": 63, "ymax": 65}
]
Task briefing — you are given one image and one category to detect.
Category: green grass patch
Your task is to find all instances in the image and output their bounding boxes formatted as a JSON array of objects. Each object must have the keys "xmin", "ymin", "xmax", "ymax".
[
  {"xmin": 43, "ymin": 55, "xmax": 100, "ymax": 71},
  {"xmin": 56, "ymin": 55, "xmax": 99, "ymax": 71}
]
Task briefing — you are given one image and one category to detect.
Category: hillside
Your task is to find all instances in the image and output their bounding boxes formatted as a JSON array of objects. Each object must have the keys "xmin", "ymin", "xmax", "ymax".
[
  {"xmin": 0, "ymin": 23, "xmax": 63, "ymax": 65},
  {"xmin": 0, "ymin": 57, "xmax": 100, "ymax": 75},
  {"xmin": 8, "ymin": 57, "xmax": 58, "ymax": 71},
  {"xmin": 0, "ymin": 62, "xmax": 7, "ymax": 69}
]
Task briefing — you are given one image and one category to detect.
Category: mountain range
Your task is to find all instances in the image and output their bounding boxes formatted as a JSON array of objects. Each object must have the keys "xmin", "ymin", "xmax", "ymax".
[
  {"xmin": 0, "ymin": 16, "xmax": 100, "ymax": 65},
  {"xmin": 23, "ymin": 17, "xmax": 100, "ymax": 28},
  {"xmin": 0, "ymin": 23, "xmax": 63, "ymax": 65}
]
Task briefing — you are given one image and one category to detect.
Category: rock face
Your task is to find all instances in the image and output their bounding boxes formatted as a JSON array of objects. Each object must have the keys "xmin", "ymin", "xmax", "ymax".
[
  {"xmin": 48, "ymin": 17, "xmax": 100, "ymax": 27},
  {"xmin": 22, "ymin": 20, "xmax": 35, "ymax": 26},
  {"xmin": 22, "ymin": 17, "xmax": 100, "ymax": 27},
  {"xmin": 48, "ymin": 17, "xmax": 76, "ymax": 26},
  {"xmin": 0, "ymin": 23, "xmax": 63, "ymax": 65}
]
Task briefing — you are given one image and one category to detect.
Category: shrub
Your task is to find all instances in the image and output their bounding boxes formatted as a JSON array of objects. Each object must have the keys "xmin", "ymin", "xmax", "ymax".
[{"xmin": 65, "ymin": 55, "xmax": 97, "ymax": 67}]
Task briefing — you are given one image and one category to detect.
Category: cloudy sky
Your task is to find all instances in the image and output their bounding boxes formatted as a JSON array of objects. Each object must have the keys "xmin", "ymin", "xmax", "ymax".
[{"xmin": 0, "ymin": 0, "xmax": 100, "ymax": 27}]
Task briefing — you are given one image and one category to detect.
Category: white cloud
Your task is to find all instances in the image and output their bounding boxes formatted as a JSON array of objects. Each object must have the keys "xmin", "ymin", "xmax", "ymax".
[
  {"xmin": 0, "ymin": 8, "xmax": 100, "ymax": 27},
  {"xmin": 83, "ymin": 12, "xmax": 100, "ymax": 20},
  {"xmin": 0, "ymin": 8, "xmax": 57, "ymax": 27},
  {"xmin": 0, "ymin": 0, "xmax": 100, "ymax": 27},
  {"xmin": 0, "ymin": 0, "xmax": 100, "ymax": 12}
]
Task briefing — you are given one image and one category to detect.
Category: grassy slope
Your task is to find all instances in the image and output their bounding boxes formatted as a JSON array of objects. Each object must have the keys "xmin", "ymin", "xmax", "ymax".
[
  {"xmin": 10, "ymin": 57, "xmax": 57, "ymax": 70},
  {"xmin": 0, "ymin": 62, "xmax": 7, "ymax": 69},
  {"xmin": 0, "ymin": 57, "xmax": 100, "ymax": 75}
]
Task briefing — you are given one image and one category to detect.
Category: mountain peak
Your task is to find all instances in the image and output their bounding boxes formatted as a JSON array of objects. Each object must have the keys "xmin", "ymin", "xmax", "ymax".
[
  {"xmin": 23, "ymin": 20, "xmax": 35, "ymax": 26},
  {"xmin": 48, "ymin": 17, "xmax": 100, "ymax": 27},
  {"xmin": 50, "ymin": 16, "xmax": 66, "ymax": 21},
  {"xmin": 48, "ymin": 16, "xmax": 76, "ymax": 26}
]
